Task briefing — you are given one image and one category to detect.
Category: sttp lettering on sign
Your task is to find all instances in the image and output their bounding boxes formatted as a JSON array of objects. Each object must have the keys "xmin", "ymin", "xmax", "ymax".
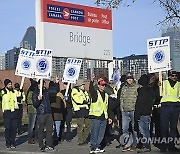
[
  {"xmin": 147, "ymin": 36, "xmax": 171, "ymax": 73},
  {"xmin": 36, "ymin": 0, "xmax": 113, "ymax": 60}
]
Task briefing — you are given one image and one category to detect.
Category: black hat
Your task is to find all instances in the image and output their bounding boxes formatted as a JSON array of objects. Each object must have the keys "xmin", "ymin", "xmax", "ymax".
[
  {"xmin": 138, "ymin": 74, "xmax": 150, "ymax": 86},
  {"xmin": 14, "ymin": 83, "xmax": 20, "ymax": 89},
  {"xmin": 126, "ymin": 72, "xmax": 134, "ymax": 80},
  {"xmin": 168, "ymin": 70, "xmax": 177, "ymax": 77},
  {"xmin": 4, "ymin": 79, "xmax": 12, "ymax": 87},
  {"xmin": 120, "ymin": 75, "xmax": 126, "ymax": 82}
]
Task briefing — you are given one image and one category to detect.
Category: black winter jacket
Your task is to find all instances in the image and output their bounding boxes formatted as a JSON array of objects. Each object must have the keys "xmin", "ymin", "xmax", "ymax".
[{"xmin": 134, "ymin": 86, "xmax": 155, "ymax": 121}]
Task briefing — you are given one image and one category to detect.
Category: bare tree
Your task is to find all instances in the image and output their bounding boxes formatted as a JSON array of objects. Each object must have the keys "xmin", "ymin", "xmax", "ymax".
[{"xmin": 94, "ymin": 0, "xmax": 180, "ymax": 26}]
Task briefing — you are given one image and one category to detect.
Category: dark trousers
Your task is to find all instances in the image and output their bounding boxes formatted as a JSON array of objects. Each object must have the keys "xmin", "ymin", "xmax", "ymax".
[
  {"xmin": 160, "ymin": 104, "xmax": 180, "ymax": 149},
  {"xmin": 37, "ymin": 114, "xmax": 53, "ymax": 148},
  {"xmin": 77, "ymin": 117, "xmax": 91, "ymax": 144},
  {"xmin": 150, "ymin": 108, "xmax": 161, "ymax": 138},
  {"xmin": 3, "ymin": 110, "xmax": 18, "ymax": 146},
  {"xmin": 17, "ymin": 104, "xmax": 23, "ymax": 133},
  {"xmin": 65, "ymin": 108, "xmax": 73, "ymax": 140}
]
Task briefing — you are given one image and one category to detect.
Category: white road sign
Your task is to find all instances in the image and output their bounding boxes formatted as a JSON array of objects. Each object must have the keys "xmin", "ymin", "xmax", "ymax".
[
  {"xmin": 62, "ymin": 58, "xmax": 82, "ymax": 83},
  {"xmin": 15, "ymin": 48, "xmax": 36, "ymax": 78},
  {"xmin": 147, "ymin": 36, "xmax": 171, "ymax": 73},
  {"xmin": 36, "ymin": 0, "xmax": 113, "ymax": 60}
]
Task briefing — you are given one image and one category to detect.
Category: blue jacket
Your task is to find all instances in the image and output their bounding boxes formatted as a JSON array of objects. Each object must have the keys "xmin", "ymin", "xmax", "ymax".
[{"xmin": 32, "ymin": 84, "xmax": 59, "ymax": 115}]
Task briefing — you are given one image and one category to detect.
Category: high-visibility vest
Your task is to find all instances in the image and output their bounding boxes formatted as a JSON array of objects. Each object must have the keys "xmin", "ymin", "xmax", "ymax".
[
  {"xmin": 161, "ymin": 80, "xmax": 180, "ymax": 103},
  {"xmin": 1, "ymin": 88, "xmax": 19, "ymax": 112},
  {"xmin": 14, "ymin": 89, "xmax": 26, "ymax": 104},
  {"xmin": 89, "ymin": 90, "xmax": 108, "ymax": 119},
  {"xmin": 71, "ymin": 88, "xmax": 90, "ymax": 111}
]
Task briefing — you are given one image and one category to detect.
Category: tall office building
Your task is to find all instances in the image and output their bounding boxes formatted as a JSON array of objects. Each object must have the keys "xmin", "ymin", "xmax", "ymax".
[
  {"xmin": 162, "ymin": 27, "xmax": 180, "ymax": 71},
  {"xmin": 113, "ymin": 54, "xmax": 148, "ymax": 79},
  {"xmin": 20, "ymin": 26, "xmax": 36, "ymax": 50},
  {"xmin": 5, "ymin": 47, "xmax": 20, "ymax": 70},
  {"xmin": 5, "ymin": 26, "xmax": 36, "ymax": 70},
  {"xmin": 0, "ymin": 52, "xmax": 6, "ymax": 70}
]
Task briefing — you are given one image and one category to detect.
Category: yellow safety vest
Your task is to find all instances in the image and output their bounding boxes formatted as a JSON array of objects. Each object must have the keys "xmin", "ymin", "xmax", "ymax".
[
  {"xmin": 161, "ymin": 80, "xmax": 180, "ymax": 103},
  {"xmin": 14, "ymin": 89, "xmax": 26, "ymax": 104},
  {"xmin": 1, "ymin": 88, "xmax": 19, "ymax": 112},
  {"xmin": 71, "ymin": 88, "xmax": 90, "ymax": 111},
  {"xmin": 89, "ymin": 90, "xmax": 109, "ymax": 119}
]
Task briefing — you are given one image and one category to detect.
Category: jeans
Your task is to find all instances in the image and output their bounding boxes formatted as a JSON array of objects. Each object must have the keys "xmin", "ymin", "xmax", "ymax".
[
  {"xmin": 37, "ymin": 114, "xmax": 53, "ymax": 148},
  {"xmin": 3, "ymin": 110, "xmax": 18, "ymax": 146},
  {"xmin": 138, "ymin": 115, "xmax": 151, "ymax": 149},
  {"xmin": 28, "ymin": 113, "xmax": 37, "ymax": 141},
  {"xmin": 160, "ymin": 104, "xmax": 180, "ymax": 149},
  {"xmin": 122, "ymin": 111, "xmax": 137, "ymax": 147},
  {"xmin": 90, "ymin": 119, "xmax": 107, "ymax": 149},
  {"xmin": 54, "ymin": 121, "xmax": 61, "ymax": 140}
]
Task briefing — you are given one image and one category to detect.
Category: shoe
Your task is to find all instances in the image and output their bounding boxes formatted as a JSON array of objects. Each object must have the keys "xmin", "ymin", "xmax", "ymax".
[
  {"xmin": 10, "ymin": 145, "xmax": 16, "ymax": 149},
  {"xmin": 66, "ymin": 139, "xmax": 71, "ymax": 142},
  {"xmin": 89, "ymin": 148, "xmax": 96, "ymax": 154},
  {"xmin": 90, "ymin": 148, "xmax": 97, "ymax": 154},
  {"xmin": 122, "ymin": 147, "xmax": 131, "ymax": 152},
  {"xmin": 28, "ymin": 139, "xmax": 35, "ymax": 144},
  {"xmin": 96, "ymin": 148, "xmax": 105, "ymax": 153},
  {"xmin": 18, "ymin": 131, "xmax": 23, "ymax": 135},
  {"xmin": 6, "ymin": 146, "xmax": 11, "ymax": 150},
  {"xmin": 116, "ymin": 144, "xmax": 121, "ymax": 148},
  {"xmin": 40, "ymin": 147, "xmax": 45, "ymax": 152},
  {"xmin": 129, "ymin": 146, "xmax": 136, "ymax": 152},
  {"xmin": 137, "ymin": 147, "xmax": 151, "ymax": 153},
  {"xmin": 45, "ymin": 146, "xmax": 57, "ymax": 151}
]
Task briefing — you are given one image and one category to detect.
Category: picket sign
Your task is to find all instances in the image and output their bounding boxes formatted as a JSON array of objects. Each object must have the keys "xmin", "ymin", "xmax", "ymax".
[
  {"xmin": 40, "ymin": 79, "xmax": 43, "ymax": 96},
  {"xmin": 20, "ymin": 77, "xmax": 25, "ymax": 90},
  {"xmin": 65, "ymin": 82, "xmax": 71, "ymax": 97},
  {"xmin": 159, "ymin": 71, "xmax": 163, "ymax": 96}
]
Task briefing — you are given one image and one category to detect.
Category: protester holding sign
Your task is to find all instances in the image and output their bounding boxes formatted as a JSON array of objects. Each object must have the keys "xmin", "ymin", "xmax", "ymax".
[
  {"xmin": 89, "ymin": 73, "xmax": 112, "ymax": 154},
  {"xmin": 32, "ymin": 78, "xmax": 59, "ymax": 152}
]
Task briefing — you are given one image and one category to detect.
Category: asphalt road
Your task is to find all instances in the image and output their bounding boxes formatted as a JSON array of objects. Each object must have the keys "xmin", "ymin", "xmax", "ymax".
[{"xmin": 0, "ymin": 127, "xmax": 179, "ymax": 154}]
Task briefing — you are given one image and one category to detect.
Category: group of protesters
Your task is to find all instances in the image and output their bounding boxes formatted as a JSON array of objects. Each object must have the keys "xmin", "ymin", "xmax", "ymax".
[{"xmin": 0, "ymin": 70, "xmax": 180, "ymax": 153}]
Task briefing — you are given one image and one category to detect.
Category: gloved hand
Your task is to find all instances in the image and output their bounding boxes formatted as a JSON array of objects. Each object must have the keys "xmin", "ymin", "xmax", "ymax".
[
  {"xmin": 83, "ymin": 100, "xmax": 88, "ymax": 104},
  {"xmin": 64, "ymin": 96, "xmax": 68, "ymax": 101}
]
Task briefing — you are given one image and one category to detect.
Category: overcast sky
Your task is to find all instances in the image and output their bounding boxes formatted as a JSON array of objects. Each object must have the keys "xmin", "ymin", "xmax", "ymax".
[{"xmin": 0, "ymin": 0, "xmax": 165, "ymax": 57}]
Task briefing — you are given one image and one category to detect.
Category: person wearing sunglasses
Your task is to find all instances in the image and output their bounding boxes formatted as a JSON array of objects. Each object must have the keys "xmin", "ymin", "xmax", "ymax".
[
  {"xmin": 89, "ymin": 73, "xmax": 112, "ymax": 154},
  {"xmin": 160, "ymin": 70, "xmax": 180, "ymax": 152}
]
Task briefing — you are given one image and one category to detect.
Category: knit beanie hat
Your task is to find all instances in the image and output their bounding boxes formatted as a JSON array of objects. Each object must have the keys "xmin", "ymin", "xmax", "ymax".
[
  {"xmin": 4, "ymin": 79, "xmax": 12, "ymax": 87},
  {"xmin": 138, "ymin": 74, "xmax": 150, "ymax": 86}
]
